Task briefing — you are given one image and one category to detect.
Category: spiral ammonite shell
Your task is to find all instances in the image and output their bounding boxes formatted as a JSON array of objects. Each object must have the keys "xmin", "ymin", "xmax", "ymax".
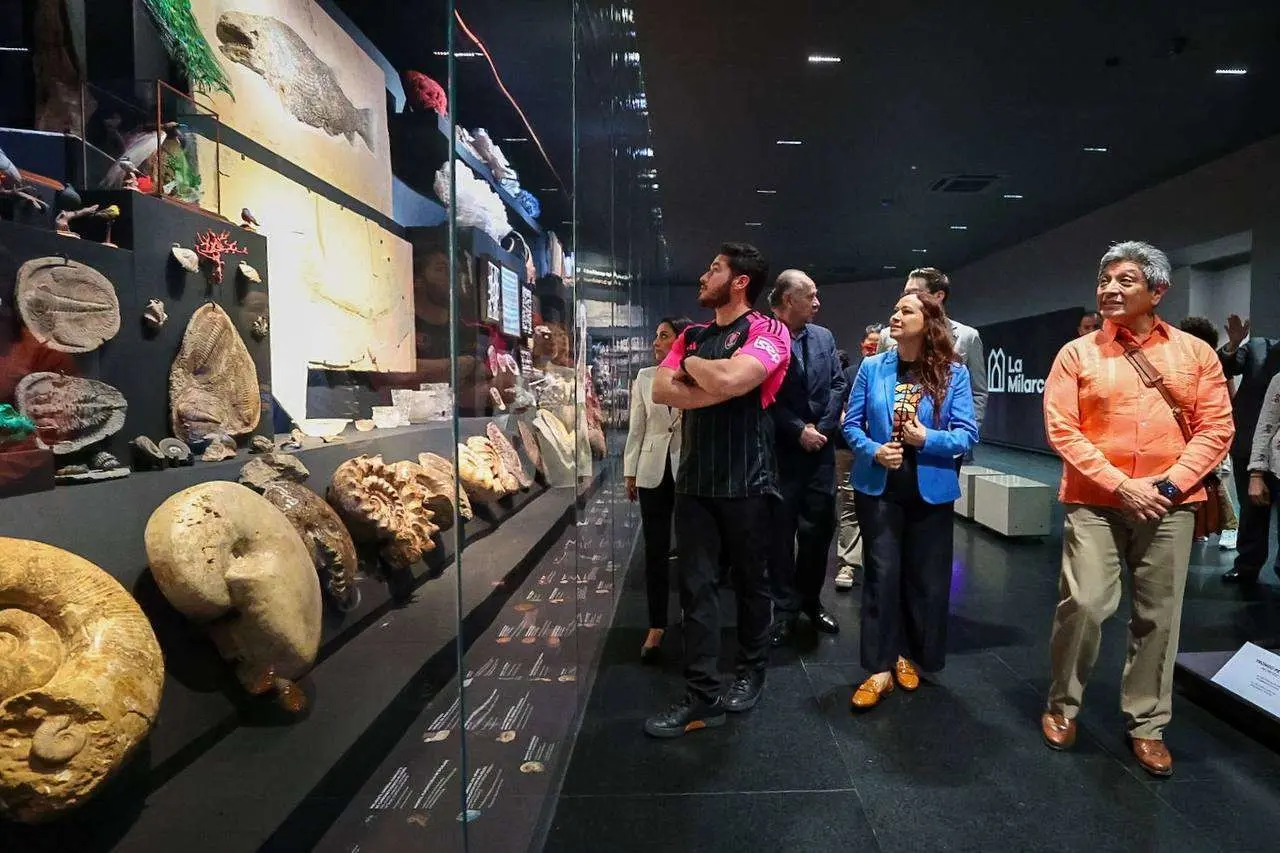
[{"xmin": 327, "ymin": 456, "xmax": 439, "ymax": 570}]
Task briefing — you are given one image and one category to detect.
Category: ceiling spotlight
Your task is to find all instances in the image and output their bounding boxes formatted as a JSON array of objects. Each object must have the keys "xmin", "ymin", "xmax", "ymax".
[
  {"xmin": 807, "ymin": 54, "xmax": 841, "ymax": 64},
  {"xmin": 949, "ymin": 225, "xmax": 968, "ymax": 231},
  {"xmin": 1003, "ymin": 193, "xmax": 1024, "ymax": 199},
  {"xmin": 1083, "ymin": 146, "xmax": 1109, "ymax": 153},
  {"xmin": 540, "ymin": 187, "xmax": 559, "ymax": 193},
  {"xmin": 911, "ymin": 248, "xmax": 928, "ymax": 254},
  {"xmin": 776, "ymin": 139, "xmax": 803, "ymax": 146},
  {"xmin": 883, "ymin": 265, "xmax": 897, "ymax": 271},
  {"xmin": 501, "ymin": 137, "xmax": 529, "ymax": 143},
  {"xmin": 432, "ymin": 50, "xmax": 481, "ymax": 58},
  {"xmin": 744, "ymin": 222, "xmax": 764, "ymax": 227},
  {"xmin": 756, "ymin": 189, "xmax": 777, "ymax": 194},
  {"xmin": 1215, "ymin": 67, "xmax": 1248, "ymax": 76}
]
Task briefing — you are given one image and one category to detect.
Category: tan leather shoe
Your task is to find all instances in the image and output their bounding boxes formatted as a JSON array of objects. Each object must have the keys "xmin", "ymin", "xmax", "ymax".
[
  {"xmin": 894, "ymin": 658, "xmax": 920, "ymax": 691},
  {"xmin": 851, "ymin": 675, "xmax": 894, "ymax": 710},
  {"xmin": 1040, "ymin": 712, "xmax": 1077, "ymax": 750},
  {"xmin": 1131, "ymin": 738, "xmax": 1173, "ymax": 777}
]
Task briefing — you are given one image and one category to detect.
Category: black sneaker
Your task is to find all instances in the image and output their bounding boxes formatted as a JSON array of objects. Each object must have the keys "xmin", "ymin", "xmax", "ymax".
[
  {"xmin": 643, "ymin": 694, "xmax": 727, "ymax": 738},
  {"xmin": 723, "ymin": 670, "xmax": 765, "ymax": 713}
]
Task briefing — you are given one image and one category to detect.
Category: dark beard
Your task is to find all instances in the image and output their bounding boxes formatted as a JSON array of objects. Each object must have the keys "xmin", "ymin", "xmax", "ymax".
[{"xmin": 698, "ymin": 283, "xmax": 731, "ymax": 309}]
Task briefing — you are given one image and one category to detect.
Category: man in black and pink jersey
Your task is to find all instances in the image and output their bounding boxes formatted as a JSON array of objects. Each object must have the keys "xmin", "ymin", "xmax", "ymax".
[{"xmin": 643, "ymin": 242, "xmax": 791, "ymax": 739}]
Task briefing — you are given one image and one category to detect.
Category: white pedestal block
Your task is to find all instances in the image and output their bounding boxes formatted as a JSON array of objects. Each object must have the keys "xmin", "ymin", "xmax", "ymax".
[
  {"xmin": 956, "ymin": 465, "xmax": 1002, "ymax": 518},
  {"xmin": 973, "ymin": 475, "xmax": 1053, "ymax": 536}
]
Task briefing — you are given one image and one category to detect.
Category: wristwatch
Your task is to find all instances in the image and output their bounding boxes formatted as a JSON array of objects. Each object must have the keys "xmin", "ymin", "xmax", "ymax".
[{"xmin": 1154, "ymin": 479, "xmax": 1181, "ymax": 500}]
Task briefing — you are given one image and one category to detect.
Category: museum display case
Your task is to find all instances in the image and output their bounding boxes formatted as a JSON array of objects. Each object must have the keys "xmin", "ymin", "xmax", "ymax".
[{"xmin": 0, "ymin": 1, "xmax": 661, "ymax": 850}]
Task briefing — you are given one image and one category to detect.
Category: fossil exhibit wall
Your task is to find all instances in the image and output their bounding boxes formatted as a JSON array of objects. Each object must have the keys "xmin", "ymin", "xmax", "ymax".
[
  {"xmin": 189, "ymin": 0, "xmax": 393, "ymax": 216},
  {"xmin": 194, "ymin": 147, "xmax": 414, "ymax": 421}
]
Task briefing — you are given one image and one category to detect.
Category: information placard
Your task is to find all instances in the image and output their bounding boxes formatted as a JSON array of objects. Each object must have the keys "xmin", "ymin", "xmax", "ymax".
[
  {"xmin": 1211, "ymin": 641, "xmax": 1280, "ymax": 719},
  {"xmin": 501, "ymin": 266, "xmax": 520, "ymax": 337}
]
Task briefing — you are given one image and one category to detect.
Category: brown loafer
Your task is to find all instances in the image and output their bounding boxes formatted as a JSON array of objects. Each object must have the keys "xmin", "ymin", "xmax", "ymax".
[
  {"xmin": 851, "ymin": 676, "xmax": 894, "ymax": 710},
  {"xmin": 1131, "ymin": 738, "xmax": 1173, "ymax": 777},
  {"xmin": 894, "ymin": 658, "xmax": 920, "ymax": 691},
  {"xmin": 1041, "ymin": 712, "xmax": 1077, "ymax": 750}
]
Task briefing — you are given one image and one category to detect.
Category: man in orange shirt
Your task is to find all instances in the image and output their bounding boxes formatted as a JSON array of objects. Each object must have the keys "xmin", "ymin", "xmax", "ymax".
[{"xmin": 1039, "ymin": 241, "xmax": 1233, "ymax": 778}]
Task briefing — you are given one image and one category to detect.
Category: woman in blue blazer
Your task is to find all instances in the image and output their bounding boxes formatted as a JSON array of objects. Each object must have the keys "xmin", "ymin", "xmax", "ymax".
[{"xmin": 842, "ymin": 293, "xmax": 979, "ymax": 710}]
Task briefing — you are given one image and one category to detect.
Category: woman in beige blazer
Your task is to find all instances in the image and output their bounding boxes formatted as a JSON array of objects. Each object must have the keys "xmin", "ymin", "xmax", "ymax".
[{"xmin": 624, "ymin": 317, "xmax": 691, "ymax": 662}]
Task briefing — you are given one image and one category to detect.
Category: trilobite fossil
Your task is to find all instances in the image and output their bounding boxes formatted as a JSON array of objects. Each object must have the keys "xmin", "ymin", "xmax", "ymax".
[
  {"xmin": 16, "ymin": 256, "xmax": 121, "ymax": 353},
  {"xmin": 15, "ymin": 372, "xmax": 127, "ymax": 454},
  {"xmin": 170, "ymin": 303, "xmax": 261, "ymax": 443}
]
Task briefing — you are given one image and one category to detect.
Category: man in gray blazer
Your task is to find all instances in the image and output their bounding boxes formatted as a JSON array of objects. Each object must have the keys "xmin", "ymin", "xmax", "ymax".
[{"xmin": 879, "ymin": 267, "xmax": 988, "ymax": 431}]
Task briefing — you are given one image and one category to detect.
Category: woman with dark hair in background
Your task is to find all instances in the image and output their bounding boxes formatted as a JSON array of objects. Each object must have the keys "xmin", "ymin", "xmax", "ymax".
[
  {"xmin": 624, "ymin": 316, "xmax": 692, "ymax": 662},
  {"xmin": 842, "ymin": 294, "xmax": 978, "ymax": 710}
]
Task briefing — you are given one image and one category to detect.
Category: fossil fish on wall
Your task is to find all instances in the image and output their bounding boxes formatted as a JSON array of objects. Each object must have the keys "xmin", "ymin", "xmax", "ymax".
[{"xmin": 215, "ymin": 11, "xmax": 374, "ymax": 149}]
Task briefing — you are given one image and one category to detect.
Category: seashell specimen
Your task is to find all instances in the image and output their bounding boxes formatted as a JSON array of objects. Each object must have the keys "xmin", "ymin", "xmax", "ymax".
[
  {"xmin": 488, "ymin": 423, "xmax": 532, "ymax": 490},
  {"xmin": 516, "ymin": 419, "xmax": 544, "ymax": 477},
  {"xmin": 171, "ymin": 244, "xmax": 200, "ymax": 273},
  {"xmin": 262, "ymin": 482, "xmax": 360, "ymax": 611},
  {"xmin": 131, "ymin": 436, "xmax": 166, "ymax": 470},
  {"xmin": 466, "ymin": 436, "xmax": 518, "ymax": 495},
  {"xmin": 144, "ymin": 482, "xmax": 321, "ymax": 713},
  {"xmin": 251, "ymin": 314, "xmax": 269, "ymax": 340},
  {"xmin": 200, "ymin": 433, "xmax": 237, "ymax": 462},
  {"xmin": 327, "ymin": 455, "xmax": 438, "ymax": 570},
  {"xmin": 249, "ymin": 435, "xmax": 274, "ymax": 454},
  {"xmin": 158, "ymin": 438, "xmax": 193, "ymax": 466},
  {"xmin": 91, "ymin": 451, "xmax": 122, "ymax": 471},
  {"xmin": 457, "ymin": 442, "xmax": 506, "ymax": 503},
  {"xmin": 0, "ymin": 538, "xmax": 164, "ymax": 823},
  {"xmin": 239, "ymin": 453, "xmax": 310, "ymax": 492},
  {"xmin": 143, "ymin": 299, "xmax": 168, "ymax": 329},
  {"xmin": 15, "ymin": 372, "xmax": 127, "ymax": 454},
  {"xmin": 417, "ymin": 452, "xmax": 473, "ymax": 522},
  {"xmin": 15, "ymin": 256, "xmax": 121, "ymax": 354},
  {"xmin": 170, "ymin": 303, "xmax": 261, "ymax": 443},
  {"xmin": 237, "ymin": 261, "xmax": 261, "ymax": 283}
]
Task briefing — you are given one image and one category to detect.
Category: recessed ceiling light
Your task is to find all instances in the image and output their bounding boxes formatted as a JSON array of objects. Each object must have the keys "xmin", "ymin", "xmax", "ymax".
[
  {"xmin": 1215, "ymin": 67, "xmax": 1248, "ymax": 76},
  {"xmin": 540, "ymin": 187, "xmax": 559, "ymax": 193},
  {"xmin": 432, "ymin": 50, "xmax": 481, "ymax": 58},
  {"xmin": 1003, "ymin": 193, "xmax": 1024, "ymax": 199},
  {"xmin": 949, "ymin": 225, "xmax": 968, "ymax": 231},
  {"xmin": 776, "ymin": 140, "xmax": 803, "ymax": 146},
  {"xmin": 744, "ymin": 222, "xmax": 764, "ymax": 227},
  {"xmin": 807, "ymin": 54, "xmax": 841, "ymax": 64},
  {"xmin": 756, "ymin": 189, "xmax": 778, "ymax": 194},
  {"xmin": 501, "ymin": 137, "xmax": 529, "ymax": 143},
  {"xmin": 1083, "ymin": 146, "xmax": 1109, "ymax": 153},
  {"xmin": 883, "ymin": 265, "xmax": 897, "ymax": 270},
  {"xmin": 911, "ymin": 248, "xmax": 928, "ymax": 254}
]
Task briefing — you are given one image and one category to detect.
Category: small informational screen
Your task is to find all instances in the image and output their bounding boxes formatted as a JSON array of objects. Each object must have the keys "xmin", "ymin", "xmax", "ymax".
[{"xmin": 501, "ymin": 265, "xmax": 520, "ymax": 337}]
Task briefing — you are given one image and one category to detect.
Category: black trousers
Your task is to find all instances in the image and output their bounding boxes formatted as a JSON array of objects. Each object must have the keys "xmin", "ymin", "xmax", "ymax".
[
  {"xmin": 674, "ymin": 493, "xmax": 773, "ymax": 702},
  {"xmin": 770, "ymin": 468, "xmax": 837, "ymax": 618},
  {"xmin": 855, "ymin": 488, "xmax": 954, "ymax": 673},
  {"xmin": 637, "ymin": 461, "xmax": 676, "ymax": 629},
  {"xmin": 1232, "ymin": 451, "xmax": 1280, "ymax": 576}
]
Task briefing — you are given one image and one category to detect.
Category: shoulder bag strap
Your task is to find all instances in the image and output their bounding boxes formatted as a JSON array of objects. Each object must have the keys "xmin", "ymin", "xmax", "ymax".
[{"xmin": 1120, "ymin": 341, "xmax": 1193, "ymax": 444}]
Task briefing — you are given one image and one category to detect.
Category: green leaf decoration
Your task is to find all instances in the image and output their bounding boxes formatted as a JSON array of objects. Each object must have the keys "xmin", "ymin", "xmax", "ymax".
[{"xmin": 141, "ymin": 0, "xmax": 234, "ymax": 99}]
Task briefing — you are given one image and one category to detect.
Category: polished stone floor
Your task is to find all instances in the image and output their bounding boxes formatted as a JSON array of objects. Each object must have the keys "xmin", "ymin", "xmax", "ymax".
[{"xmin": 544, "ymin": 447, "xmax": 1280, "ymax": 853}]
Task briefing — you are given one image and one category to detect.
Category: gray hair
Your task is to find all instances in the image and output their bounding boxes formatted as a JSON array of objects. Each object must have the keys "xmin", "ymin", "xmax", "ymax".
[
  {"xmin": 1098, "ymin": 241, "xmax": 1172, "ymax": 291},
  {"xmin": 864, "ymin": 323, "xmax": 884, "ymax": 335},
  {"xmin": 769, "ymin": 269, "xmax": 813, "ymax": 307}
]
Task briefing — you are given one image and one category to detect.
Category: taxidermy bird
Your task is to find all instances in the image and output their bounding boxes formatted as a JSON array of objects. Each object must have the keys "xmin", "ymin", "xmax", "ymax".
[{"xmin": 241, "ymin": 207, "xmax": 260, "ymax": 230}]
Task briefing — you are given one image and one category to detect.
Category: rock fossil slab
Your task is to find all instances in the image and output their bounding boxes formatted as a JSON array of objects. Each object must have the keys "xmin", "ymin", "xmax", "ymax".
[
  {"xmin": 170, "ymin": 303, "xmax": 261, "ymax": 443},
  {"xmin": 0, "ymin": 537, "xmax": 164, "ymax": 823},
  {"xmin": 16, "ymin": 256, "xmax": 120, "ymax": 353},
  {"xmin": 15, "ymin": 372, "xmax": 127, "ymax": 454},
  {"xmin": 144, "ymin": 482, "xmax": 320, "ymax": 713},
  {"xmin": 239, "ymin": 453, "xmax": 310, "ymax": 491}
]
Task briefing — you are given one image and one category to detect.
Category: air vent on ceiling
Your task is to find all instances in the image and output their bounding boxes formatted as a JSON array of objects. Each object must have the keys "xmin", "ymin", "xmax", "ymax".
[{"xmin": 930, "ymin": 174, "xmax": 1000, "ymax": 193}]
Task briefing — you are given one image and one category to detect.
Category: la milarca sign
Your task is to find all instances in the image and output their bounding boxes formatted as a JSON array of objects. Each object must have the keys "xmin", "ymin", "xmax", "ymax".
[{"xmin": 987, "ymin": 348, "xmax": 1046, "ymax": 395}]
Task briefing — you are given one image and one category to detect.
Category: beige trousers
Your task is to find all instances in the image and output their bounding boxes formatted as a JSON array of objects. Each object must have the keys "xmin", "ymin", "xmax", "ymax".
[
  {"xmin": 1047, "ymin": 504, "xmax": 1195, "ymax": 740},
  {"xmin": 834, "ymin": 448, "xmax": 862, "ymax": 570}
]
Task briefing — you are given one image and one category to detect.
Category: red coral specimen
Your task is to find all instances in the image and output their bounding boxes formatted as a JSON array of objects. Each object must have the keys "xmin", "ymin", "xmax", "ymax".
[
  {"xmin": 405, "ymin": 70, "xmax": 448, "ymax": 117},
  {"xmin": 194, "ymin": 229, "xmax": 248, "ymax": 284}
]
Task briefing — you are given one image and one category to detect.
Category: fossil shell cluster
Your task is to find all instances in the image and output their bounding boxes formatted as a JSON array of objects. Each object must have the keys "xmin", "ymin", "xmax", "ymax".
[
  {"xmin": 144, "ymin": 482, "xmax": 321, "ymax": 713},
  {"xmin": 487, "ymin": 423, "xmax": 531, "ymax": 490},
  {"xmin": 15, "ymin": 372, "xmax": 128, "ymax": 454},
  {"xmin": 327, "ymin": 455, "xmax": 439, "ymax": 570},
  {"xmin": 0, "ymin": 538, "xmax": 164, "ymax": 823},
  {"xmin": 457, "ymin": 441, "xmax": 507, "ymax": 503},
  {"xmin": 170, "ymin": 303, "xmax": 262, "ymax": 443},
  {"xmin": 15, "ymin": 257, "xmax": 121, "ymax": 353},
  {"xmin": 261, "ymin": 482, "xmax": 360, "ymax": 610},
  {"xmin": 466, "ymin": 435, "xmax": 519, "ymax": 495},
  {"xmin": 418, "ymin": 452, "xmax": 473, "ymax": 522}
]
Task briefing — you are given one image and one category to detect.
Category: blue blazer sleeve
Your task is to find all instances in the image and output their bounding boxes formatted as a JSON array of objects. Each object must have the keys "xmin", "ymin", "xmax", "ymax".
[
  {"xmin": 817, "ymin": 329, "xmax": 848, "ymax": 437},
  {"xmin": 921, "ymin": 364, "xmax": 980, "ymax": 458},
  {"xmin": 842, "ymin": 360, "xmax": 880, "ymax": 462}
]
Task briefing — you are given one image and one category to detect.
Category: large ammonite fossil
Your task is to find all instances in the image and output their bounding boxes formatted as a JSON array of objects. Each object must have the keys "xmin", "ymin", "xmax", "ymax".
[
  {"xmin": 169, "ymin": 303, "xmax": 261, "ymax": 443},
  {"xmin": 261, "ymin": 482, "xmax": 360, "ymax": 611},
  {"xmin": 417, "ymin": 452, "xmax": 473, "ymax": 522},
  {"xmin": 15, "ymin": 256, "xmax": 121, "ymax": 353},
  {"xmin": 457, "ymin": 442, "xmax": 506, "ymax": 503},
  {"xmin": 487, "ymin": 422, "xmax": 531, "ymax": 490},
  {"xmin": 466, "ymin": 435, "xmax": 518, "ymax": 495},
  {"xmin": 144, "ymin": 482, "xmax": 321, "ymax": 713},
  {"xmin": 15, "ymin": 372, "xmax": 128, "ymax": 454},
  {"xmin": 327, "ymin": 455, "xmax": 439, "ymax": 570},
  {"xmin": 0, "ymin": 537, "xmax": 164, "ymax": 823}
]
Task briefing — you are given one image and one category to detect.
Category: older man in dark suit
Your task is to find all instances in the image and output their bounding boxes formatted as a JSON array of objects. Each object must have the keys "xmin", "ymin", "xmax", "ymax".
[{"xmin": 767, "ymin": 270, "xmax": 849, "ymax": 645}]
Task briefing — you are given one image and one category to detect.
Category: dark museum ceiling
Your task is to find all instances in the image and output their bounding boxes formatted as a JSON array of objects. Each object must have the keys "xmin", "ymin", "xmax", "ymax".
[{"xmin": 336, "ymin": 1, "xmax": 1280, "ymax": 287}]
